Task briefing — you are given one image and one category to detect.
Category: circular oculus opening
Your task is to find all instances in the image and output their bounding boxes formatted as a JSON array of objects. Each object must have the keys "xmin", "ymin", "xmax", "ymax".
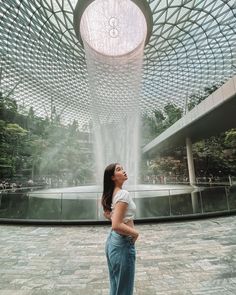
[{"xmin": 80, "ymin": 0, "xmax": 147, "ymax": 56}]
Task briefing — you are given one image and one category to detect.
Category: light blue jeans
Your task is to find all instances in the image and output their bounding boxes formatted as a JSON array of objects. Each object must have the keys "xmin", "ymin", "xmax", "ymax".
[{"xmin": 105, "ymin": 228, "xmax": 136, "ymax": 295}]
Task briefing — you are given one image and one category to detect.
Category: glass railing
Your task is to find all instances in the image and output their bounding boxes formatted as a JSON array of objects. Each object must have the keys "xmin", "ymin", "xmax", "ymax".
[
  {"xmin": 142, "ymin": 176, "xmax": 236, "ymax": 186},
  {"xmin": 0, "ymin": 185, "xmax": 235, "ymax": 223}
]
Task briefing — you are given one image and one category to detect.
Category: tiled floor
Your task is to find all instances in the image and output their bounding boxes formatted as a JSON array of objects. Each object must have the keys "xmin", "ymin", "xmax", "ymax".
[{"xmin": 0, "ymin": 215, "xmax": 235, "ymax": 294}]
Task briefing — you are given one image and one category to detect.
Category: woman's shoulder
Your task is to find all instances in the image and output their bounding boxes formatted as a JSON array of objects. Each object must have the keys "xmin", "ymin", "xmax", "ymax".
[
  {"xmin": 112, "ymin": 189, "xmax": 130, "ymax": 205},
  {"xmin": 116, "ymin": 189, "xmax": 129, "ymax": 198},
  {"xmin": 114, "ymin": 188, "xmax": 129, "ymax": 196},
  {"xmin": 120, "ymin": 189, "xmax": 130, "ymax": 201},
  {"xmin": 121, "ymin": 189, "xmax": 129, "ymax": 195}
]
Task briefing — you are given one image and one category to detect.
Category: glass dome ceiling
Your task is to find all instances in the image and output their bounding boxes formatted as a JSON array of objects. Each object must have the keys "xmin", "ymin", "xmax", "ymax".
[{"xmin": 0, "ymin": 0, "xmax": 235, "ymax": 127}]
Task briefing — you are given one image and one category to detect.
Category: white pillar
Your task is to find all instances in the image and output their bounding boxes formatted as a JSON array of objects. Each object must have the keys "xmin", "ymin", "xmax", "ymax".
[
  {"xmin": 186, "ymin": 137, "xmax": 196, "ymax": 185},
  {"xmin": 186, "ymin": 137, "xmax": 199, "ymax": 213}
]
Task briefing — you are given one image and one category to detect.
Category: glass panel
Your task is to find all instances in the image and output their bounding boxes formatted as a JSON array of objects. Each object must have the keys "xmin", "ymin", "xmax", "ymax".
[
  {"xmin": 28, "ymin": 193, "xmax": 61, "ymax": 219},
  {"xmin": 61, "ymin": 192, "xmax": 98, "ymax": 220},
  {"xmin": 133, "ymin": 189, "xmax": 171, "ymax": 218},
  {"xmin": 228, "ymin": 186, "xmax": 236, "ymax": 210},
  {"xmin": 170, "ymin": 193, "xmax": 200, "ymax": 215},
  {"xmin": 0, "ymin": 192, "xmax": 28, "ymax": 219},
  {"xmin": 201, "ymin": 187, "xmax": 228, "ymax": 213}
]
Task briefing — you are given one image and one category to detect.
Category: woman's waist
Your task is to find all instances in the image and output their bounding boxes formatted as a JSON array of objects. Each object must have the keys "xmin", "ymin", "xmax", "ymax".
[
  {"xmin": 123, "ymin": 218, "xmax": 134, "ymax": 227},
  {"xmin": 109, "ymin": 228, "xmax": 133, "ymax": 240}
]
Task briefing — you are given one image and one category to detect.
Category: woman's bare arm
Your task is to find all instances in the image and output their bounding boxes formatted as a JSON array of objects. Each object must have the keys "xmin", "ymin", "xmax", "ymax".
[{"xmin": 111, "ymin": 202, "xmax": 139, "ymax": 238}]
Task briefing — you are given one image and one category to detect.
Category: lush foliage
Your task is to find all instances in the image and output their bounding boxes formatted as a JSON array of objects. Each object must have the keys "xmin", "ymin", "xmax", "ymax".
[{"xmin": 0, "ymin": 91, "xmax": 95, "ymax": 185}]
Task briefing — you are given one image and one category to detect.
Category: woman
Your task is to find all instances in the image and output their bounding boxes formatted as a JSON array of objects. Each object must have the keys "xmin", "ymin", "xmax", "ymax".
[{"xmin": 101, "ymin": 162, "xmax": 139, "ymax": 295}]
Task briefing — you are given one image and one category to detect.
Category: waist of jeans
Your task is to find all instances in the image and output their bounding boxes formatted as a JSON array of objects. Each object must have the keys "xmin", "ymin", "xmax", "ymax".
[{"xmin": 110, "ymin": 229, "xmax": 133, "ymax": 240}]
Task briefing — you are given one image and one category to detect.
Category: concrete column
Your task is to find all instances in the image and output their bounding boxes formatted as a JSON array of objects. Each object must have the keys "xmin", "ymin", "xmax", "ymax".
[
  {"xmin": 186, "ymin": 137, "xmax": 199, "ymax": 213},
  {"xmin": 186, "ymin": 137, "xmax": 196, "ymax": 185}
]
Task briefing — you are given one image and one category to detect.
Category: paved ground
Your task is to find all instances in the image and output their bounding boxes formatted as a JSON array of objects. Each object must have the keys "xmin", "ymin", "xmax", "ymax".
[{"xmin": 0, "ymin": 215, "xmax": 235, "ymax": 295}]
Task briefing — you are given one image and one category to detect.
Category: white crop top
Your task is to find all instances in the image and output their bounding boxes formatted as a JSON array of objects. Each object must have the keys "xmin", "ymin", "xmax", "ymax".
[{"xmin": 110, "ymin": 189, "xmax": 136, "ymax": 223}]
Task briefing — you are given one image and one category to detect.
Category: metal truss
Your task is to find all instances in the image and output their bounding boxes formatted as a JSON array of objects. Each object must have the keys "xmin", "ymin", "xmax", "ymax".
[{"xmin": 0, "ymin": 0, "xmax": 235, "ymax": 127}]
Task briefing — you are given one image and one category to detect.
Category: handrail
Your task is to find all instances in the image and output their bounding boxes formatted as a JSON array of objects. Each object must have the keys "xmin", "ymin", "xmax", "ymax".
[
  {"xmin": 0, "ymin": 185, "xmax": 230, "ymax": 194},
  {"xmin": 0, "ymin": 186, "xmax": 45, "ymax": 192}
]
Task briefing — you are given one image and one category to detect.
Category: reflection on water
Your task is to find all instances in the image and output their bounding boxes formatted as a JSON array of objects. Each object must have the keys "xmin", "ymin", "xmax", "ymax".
[{"xmin": 0, "ymin": 184, "xmax": 235, "ymax": 222}]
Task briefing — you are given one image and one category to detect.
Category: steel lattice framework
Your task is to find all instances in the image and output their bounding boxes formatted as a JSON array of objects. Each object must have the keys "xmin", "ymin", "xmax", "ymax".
[{"xmin": 0, "ymin": 0, "xmax": 235, "ymax": 128}]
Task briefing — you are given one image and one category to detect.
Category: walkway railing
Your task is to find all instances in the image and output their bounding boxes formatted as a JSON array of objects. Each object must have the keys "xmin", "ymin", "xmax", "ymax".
[{"xmin": 0, "ymin": 186, "xmax": 235, "ymax": 224}]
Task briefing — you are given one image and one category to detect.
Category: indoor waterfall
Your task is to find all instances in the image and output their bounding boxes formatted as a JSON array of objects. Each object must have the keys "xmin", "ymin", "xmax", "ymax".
[{"xmin": 80, "ymin": 0, "xmax": 147, "ymax": 187}]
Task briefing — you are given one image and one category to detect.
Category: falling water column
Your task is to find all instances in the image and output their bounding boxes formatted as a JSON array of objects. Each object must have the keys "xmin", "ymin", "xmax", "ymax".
[{"xmin": 79, "ymin": 0, "xmax": 148, "ymax": 187}]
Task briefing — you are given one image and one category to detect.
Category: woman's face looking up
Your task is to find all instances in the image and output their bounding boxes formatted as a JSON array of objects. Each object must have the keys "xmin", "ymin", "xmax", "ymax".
[{"xmin": 112, "ymin": 164, "xmax": 128, "ymax": 183}]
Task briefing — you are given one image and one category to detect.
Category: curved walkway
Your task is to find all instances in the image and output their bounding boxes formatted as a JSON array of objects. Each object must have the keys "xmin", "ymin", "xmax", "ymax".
[{"xmin": 0, "ymin": 215, "xmax": 235, "ymax": 295}]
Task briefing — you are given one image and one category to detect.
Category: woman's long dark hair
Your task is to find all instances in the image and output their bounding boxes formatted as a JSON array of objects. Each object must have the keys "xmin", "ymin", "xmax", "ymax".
[{"xmin": 101, "ymin": 162, "xmax": 119, "ymax": 211}]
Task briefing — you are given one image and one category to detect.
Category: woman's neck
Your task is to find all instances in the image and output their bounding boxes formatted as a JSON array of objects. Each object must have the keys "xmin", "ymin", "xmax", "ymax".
[{"xmin": 115, "ymin": 184, "xmax": 122, "ymax": 190}]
